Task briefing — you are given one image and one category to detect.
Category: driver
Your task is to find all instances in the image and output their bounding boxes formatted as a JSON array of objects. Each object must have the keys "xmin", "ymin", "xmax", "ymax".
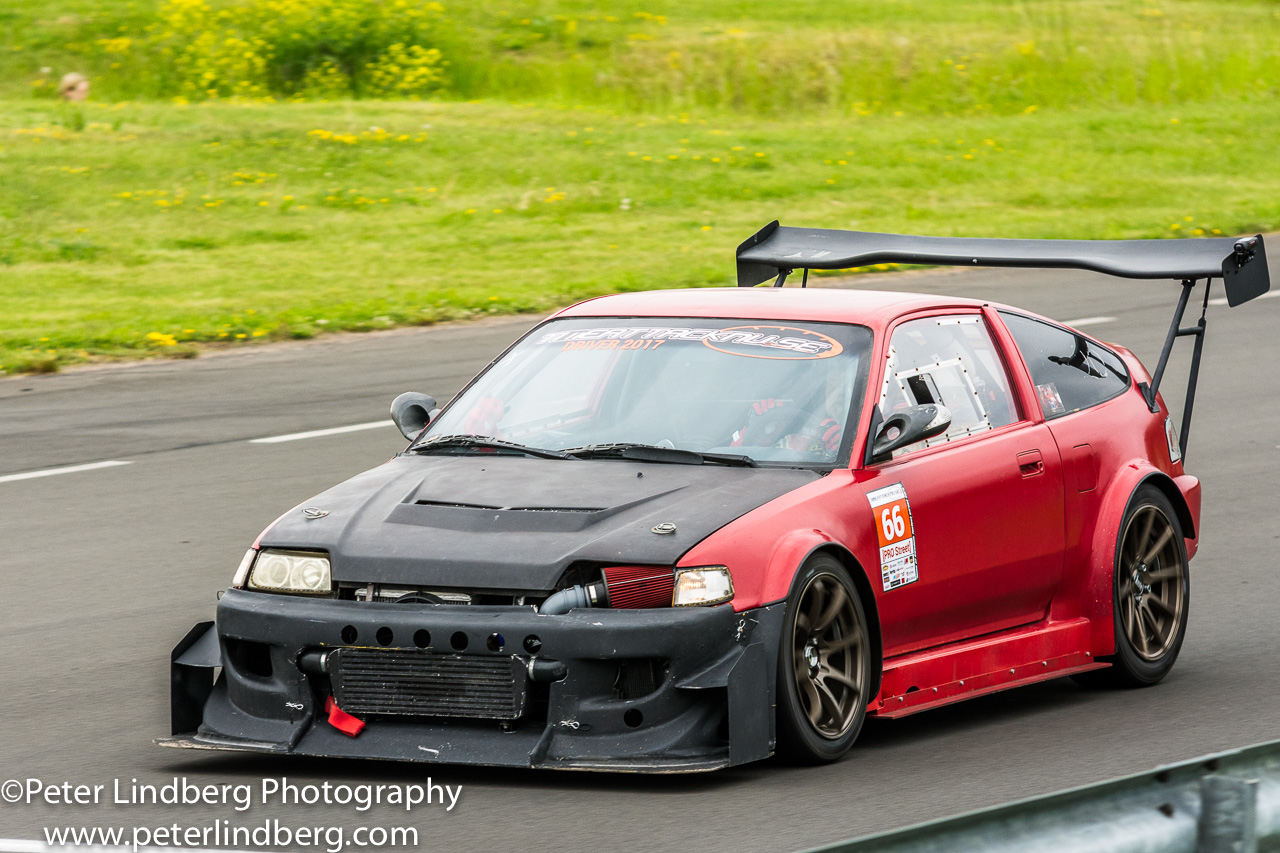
[{"xmin": 730, "ymin": 363, "xmax": 852, "ymax": 458}]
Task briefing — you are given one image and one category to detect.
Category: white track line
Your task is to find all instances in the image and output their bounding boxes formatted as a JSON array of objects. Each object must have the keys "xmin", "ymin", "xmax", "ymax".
[
  {"xmin": 1062, "ymin": 316, "xmax": 1116, "ymax": 327},
  {"xmin": 0, "ymin": 460, "xmax": 132, "ymax": 484},
  {"xmin": 249, "ymin": 419, "xmax": 393, "ymax": 444}
]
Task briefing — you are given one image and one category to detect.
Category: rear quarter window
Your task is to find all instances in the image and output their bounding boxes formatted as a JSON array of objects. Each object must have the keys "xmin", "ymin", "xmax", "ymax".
[{"xmin": 999, "ymin": 311, "xmax": 1131, "ymax": 419}]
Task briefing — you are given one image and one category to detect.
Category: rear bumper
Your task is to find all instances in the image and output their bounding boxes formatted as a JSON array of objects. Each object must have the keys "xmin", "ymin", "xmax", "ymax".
[{"xmin": 161, "ymin": 589, "xmax": 784, "ymax": 772}]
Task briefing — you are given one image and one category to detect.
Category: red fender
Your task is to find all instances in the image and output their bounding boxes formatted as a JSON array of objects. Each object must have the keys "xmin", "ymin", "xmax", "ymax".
[
  {"xmin": 1078, "ymin": 463, "xmax": 1200, "ymax": 656},
  {"xmin": 752, "ymin": 528, "xmax": 885, "ymax": 702},
  {"xmin": 757, "ymin": 528, "xmax": 839, "ymax": 607},
  {"xmin": 1173, "ymin": 474, "xmax": 1201, "ymax": 559}
]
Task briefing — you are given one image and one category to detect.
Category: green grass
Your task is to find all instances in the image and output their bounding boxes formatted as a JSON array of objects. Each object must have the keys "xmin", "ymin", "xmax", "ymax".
[
  {"xmin": 6, "ymin": 0, "xmax": 1280, "ymax": 113},
  {"xmin": 1, "ymin": 0, "xmax": 1279, "ymax": 372},
  {"xmin": 2, "ymin": 96, "xmax": 1278, "ymax": 373}
]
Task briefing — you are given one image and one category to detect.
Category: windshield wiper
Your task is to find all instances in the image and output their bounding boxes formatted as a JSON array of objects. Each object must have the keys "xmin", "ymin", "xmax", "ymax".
[
  {"xmin": 562, "ymin": 443, "xmax": 757, "ymax": 467},
  {"xmin": 409, "ymin": 434, "xmax": 572, "ymax": 460}
]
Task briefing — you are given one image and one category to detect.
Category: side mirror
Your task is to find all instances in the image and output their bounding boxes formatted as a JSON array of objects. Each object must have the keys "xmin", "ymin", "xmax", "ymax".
[
  {"xmin": 870, "ymin": 404, "xmax": 952, "ymax": 463},
  {"xmin": 390, "ymin": 392, "xmax": 438, "ymax": 441}
]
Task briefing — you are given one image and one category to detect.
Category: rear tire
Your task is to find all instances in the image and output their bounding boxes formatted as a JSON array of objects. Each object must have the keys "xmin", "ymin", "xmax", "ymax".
[
  {"xmin": 1073, "ymin": 485, "xmax": 1190, "ymax": 689},
  {"xmin": 775, "ymin": 555, "xmax": 872, "ymax": 763}
]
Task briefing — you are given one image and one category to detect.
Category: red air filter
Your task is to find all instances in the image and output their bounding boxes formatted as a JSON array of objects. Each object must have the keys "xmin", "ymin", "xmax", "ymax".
[{"xmin": 601, "ymin": 565, "xmax": 675, "ymax": 609}]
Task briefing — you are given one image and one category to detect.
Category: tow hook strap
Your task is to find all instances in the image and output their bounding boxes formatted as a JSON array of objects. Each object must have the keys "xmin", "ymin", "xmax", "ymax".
[{"xmin": 325, "ymin": 696, "xmax": 365, "ymax": 737}]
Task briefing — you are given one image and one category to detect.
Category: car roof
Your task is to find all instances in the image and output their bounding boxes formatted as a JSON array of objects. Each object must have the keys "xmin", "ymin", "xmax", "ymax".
[{"xmin": 553, "ymin": 287, "xmax": 990, "ymax": 331}]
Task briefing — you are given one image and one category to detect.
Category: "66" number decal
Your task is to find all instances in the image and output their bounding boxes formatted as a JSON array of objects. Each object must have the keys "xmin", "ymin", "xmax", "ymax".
[
  {"xmin": 879, "ymin": 502, "xmax": 909, "ymax": 544},
  {"xmin": 866, "ymin": 482, "xmax": 919, "ymax": 591}
]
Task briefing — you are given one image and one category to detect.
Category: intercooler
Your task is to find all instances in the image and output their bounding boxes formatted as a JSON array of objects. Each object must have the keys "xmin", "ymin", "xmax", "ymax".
[{"xmin": 328, "ymin": 648, "xmax": 528, "ymax": 720}]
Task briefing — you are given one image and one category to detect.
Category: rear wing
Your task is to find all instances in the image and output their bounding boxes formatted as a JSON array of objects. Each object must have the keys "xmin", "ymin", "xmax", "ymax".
[{"xmin": 735, "ymin": 222, "xmax": 1271, "ymax": 459}]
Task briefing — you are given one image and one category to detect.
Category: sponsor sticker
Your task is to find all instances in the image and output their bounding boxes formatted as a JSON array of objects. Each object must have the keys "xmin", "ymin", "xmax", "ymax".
[
  {"xmin": 1036, "ymin": 382, "xmax": 1066, "ymax": 416},
  {"xmin": 866, "ymin": 482, "xmax": 918, "ymax": 591},
  {"xmin": 536, "ymin": 325, "xmax": 842, "ymax": 359}
]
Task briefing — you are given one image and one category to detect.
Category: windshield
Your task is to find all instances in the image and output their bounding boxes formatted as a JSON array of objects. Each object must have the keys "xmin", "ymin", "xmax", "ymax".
[{"xmin": 421, "ymin": 317, "xmax": 873, "ymax": 466}]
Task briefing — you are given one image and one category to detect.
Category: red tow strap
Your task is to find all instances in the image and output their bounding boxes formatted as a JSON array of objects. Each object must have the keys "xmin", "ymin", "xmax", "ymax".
[{"xmin": 325, "ymin": 696, "xmax": 366, "ymax": 737}]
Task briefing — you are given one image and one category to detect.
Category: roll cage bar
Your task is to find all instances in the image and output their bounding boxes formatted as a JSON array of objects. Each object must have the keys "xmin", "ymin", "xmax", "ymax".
[{"xmin": 735, "ymin": 221, "xmax": 1271, "ymax": 460}]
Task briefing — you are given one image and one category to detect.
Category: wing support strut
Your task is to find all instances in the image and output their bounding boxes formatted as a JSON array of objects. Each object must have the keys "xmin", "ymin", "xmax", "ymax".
[{"xmin": 1144, "ymin": 278, "xmax": 1211, "ymax": 461}]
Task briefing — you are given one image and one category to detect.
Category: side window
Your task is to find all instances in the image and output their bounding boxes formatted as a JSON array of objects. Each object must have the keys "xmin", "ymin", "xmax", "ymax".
[
  {"xmin": 998, "ymin": 312, "xmax": 1130, "ymax": 419},
  {"xmin": 878, "ymin": 315, "xmax": 1017, "ymax": 455}
]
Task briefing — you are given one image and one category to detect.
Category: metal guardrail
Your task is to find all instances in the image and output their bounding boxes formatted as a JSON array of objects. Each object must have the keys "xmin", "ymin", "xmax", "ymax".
[{"xmin": 806, "ymin": 737, "xmax": 1280, "ymax": 853}]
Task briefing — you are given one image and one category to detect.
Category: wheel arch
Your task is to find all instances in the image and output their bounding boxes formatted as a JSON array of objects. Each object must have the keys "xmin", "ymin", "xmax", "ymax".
[
  {"xmin": 1083, "ymin": 466, "xmax": 1196, "ymax": 656},
  {"xmin": 1140, "ymin": 472, "xmax": 1196, "ymax": 541}
]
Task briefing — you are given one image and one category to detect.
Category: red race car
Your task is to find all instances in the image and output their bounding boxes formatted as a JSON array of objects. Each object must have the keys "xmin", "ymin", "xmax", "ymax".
[{"xmin": 163, "ymin": 224, "xmax": 1269, "ymax": 770}]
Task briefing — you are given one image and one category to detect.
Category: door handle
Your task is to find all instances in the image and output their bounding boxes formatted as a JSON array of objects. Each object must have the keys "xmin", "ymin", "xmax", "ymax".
[{"xmin": 1017, "ymin": 449, "xmax": 1044, "ymax": 477}]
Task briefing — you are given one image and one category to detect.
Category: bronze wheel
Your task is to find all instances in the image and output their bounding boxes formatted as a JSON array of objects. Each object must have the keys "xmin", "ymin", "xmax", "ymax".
[
  {"xmin": 1074, "ymin": 484, "xmax": 1190, "ymax": 689},
  {"xmin": 776, "ymin": 555, "xmax": 872, "ymax": 762},
  {"xmin": 1118, "ymin": 503, "xmax": 1187, "ymax": 661}
]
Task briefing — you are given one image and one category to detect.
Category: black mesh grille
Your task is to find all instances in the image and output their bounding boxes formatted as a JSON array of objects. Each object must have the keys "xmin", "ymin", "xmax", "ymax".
[{"xmin": 329, "ymin": 648, "xmax": 527, "ymax": 720}]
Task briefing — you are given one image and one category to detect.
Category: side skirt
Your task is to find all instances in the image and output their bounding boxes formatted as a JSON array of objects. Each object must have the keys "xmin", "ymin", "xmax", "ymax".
[{"xmin": 870, "ymin": 618, "xmax": 1108, "ymax": 720}]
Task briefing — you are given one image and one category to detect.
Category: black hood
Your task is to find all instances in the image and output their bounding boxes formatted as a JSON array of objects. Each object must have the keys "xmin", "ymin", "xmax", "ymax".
[{"xmin": 260, "ymin": 454, "xmax": 818, "ymax": 591}]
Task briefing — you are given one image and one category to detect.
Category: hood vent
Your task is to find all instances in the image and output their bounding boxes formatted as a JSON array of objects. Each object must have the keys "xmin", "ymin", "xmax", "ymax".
[{"xmin": 416, "ymin": 500, "xmax": 603, "ymax": 513}]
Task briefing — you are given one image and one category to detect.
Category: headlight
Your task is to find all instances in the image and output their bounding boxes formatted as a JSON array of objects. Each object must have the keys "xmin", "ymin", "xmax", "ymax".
[
  {"xmin": 246, "ymin": 549, "xmax": 332, "ymax": 595},
  {"xmin": 672, "ymin": 566, "xmax": 734, "ymax": 607}
]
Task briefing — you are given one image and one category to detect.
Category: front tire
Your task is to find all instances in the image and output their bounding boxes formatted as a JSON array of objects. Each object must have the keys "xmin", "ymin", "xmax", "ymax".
[
  {"xmin": 1075, "ymin": 484, "xmax": 1190, "ymax": 688},
  {"xmin": 775, "ymin": 555, "xmax": 872, "ymax": 763}
]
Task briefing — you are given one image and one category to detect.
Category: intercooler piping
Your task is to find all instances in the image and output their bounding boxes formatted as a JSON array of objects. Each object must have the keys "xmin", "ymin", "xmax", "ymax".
[{"xmin": 538, "ymin": 581, "xmax": 608, "ymax": 615}]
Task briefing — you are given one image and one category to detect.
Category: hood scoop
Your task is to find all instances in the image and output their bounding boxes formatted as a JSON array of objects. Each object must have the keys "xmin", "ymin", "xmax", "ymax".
[{"xmin": 397, "ymin": 488, "xmax": 668, "ymax": 533}]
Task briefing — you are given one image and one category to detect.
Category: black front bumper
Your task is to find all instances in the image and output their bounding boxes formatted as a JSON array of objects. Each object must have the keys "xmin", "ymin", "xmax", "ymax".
[{"xmin": 161, "ymin": 589, "xmax": 785, "ymax": 772}]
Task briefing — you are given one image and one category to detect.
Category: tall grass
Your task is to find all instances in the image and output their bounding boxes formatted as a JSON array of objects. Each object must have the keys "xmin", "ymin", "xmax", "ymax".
[
  {"xmin": 7, "ymin": 0, "xmax": 1280, "ymax": 114},
  {"xmin": 600, "ymin": 28, "xmax": 1280, "ymax": 114}
]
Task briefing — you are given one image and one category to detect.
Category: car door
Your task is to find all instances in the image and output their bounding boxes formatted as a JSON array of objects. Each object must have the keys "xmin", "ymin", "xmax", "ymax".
[{"xmin": 864, "ymin": 311, "xmax": 1066, "ymax": 656}]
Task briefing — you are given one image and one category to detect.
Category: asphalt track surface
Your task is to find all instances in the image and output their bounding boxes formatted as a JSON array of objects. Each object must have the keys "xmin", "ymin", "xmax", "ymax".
[{"xmin": 2, "ymin": 262, "xmax": 1279, "ymax": 853}]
